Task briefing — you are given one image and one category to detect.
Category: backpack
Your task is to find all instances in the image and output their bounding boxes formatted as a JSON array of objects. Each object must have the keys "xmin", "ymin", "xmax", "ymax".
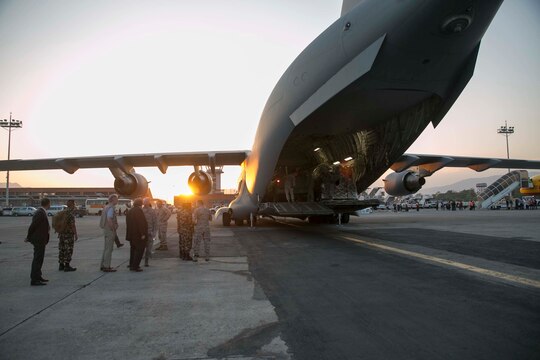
[{"xmin": 52, "ymin": 210, "xmax": 69, "ymax": 234}]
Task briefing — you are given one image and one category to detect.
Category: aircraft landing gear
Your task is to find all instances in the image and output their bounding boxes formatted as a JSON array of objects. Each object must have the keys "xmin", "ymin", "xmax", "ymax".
[
  {"xmin": 223, "ymin": 212, "xmax": 231, "ymax": 226},
  {"xmin": 249, "ymin": 214, "xmax": 257, "ymax": 227}
]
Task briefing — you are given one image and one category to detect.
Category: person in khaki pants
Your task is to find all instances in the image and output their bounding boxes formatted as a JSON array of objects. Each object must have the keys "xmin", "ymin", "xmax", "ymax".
[
  {"xmin": 142, "ymin": 198, "xmax": 158, "ymax": 266},
  {"xmin": 192, "ymin": 200, "xmax": 212, "ymax": 262},
  {"xmin": 155, "ymin": 200, "xmax": 171, "ymax": 250},
  {"xmin": 100, "ymin": 194, "xmax": 119, "ymax": 272}
]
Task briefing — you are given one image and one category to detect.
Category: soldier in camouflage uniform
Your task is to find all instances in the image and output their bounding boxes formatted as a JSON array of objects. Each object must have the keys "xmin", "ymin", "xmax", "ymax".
[
  {"xmin": 155, "ymin": 200, "xmax": 172, "ymax": 250},
  {"xmin": 142, "ymin": 198, "xmax": 158, "ymax": 267},
  {"xmin": 176, "ymin": 202, "xmax": 194, "ymax": 261},
  {"xmin": 58, "ymin": 199, "xmax": 78, "ymax": 272},
  {"xmin": 192, "ymin": 200, "xmax": 212, "ymax": 262}
]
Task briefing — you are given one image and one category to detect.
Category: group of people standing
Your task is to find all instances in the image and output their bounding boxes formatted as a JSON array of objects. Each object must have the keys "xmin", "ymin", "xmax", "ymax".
[
  {"xmin": 25, "ymin": 194, "xmax": 213, "ymax": 286},
  {"xmin": 176, "ymin": 200, "xmax": 213, "ymax": 262},
  {"xmin": 99, "ymin": 194, "xmax": 212, "ymax": 272},
  {"xmin": 25, "ymin": 198, "xmax": 79, "ymax": 286}
]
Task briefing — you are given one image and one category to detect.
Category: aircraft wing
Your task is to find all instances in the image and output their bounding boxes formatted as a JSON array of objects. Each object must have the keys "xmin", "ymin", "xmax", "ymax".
[
  {"xmin": 0, "ymin": 150, "xmax": 250, "ymax": 174},
  {"xmin": 392, "ymin": 154, "xmax": 540, "ymax": 176}
]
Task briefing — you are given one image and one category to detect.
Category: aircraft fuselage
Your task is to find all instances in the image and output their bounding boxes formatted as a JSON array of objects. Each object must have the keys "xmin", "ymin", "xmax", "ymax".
[{"xmin": 229, "ymin": 0, "xmax": 504, "ymax": 220}]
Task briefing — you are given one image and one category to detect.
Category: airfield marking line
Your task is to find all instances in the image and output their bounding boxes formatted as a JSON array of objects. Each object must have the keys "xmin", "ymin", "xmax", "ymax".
[{"xmin": 339, "ymin": 235, "xmax": 540, "ymax": 289}]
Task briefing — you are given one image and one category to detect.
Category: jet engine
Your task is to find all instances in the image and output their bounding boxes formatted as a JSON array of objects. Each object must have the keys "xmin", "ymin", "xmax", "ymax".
[
  {"xmin": 113, "ymin": 172, "xmax": 149, "ymax": 198},
  {"xmin": 383, "ymin": 171, "xmax": 426, "ymax": 196},
  {"xmin": 188, "ymin": 171, "xmax": 213, "ymax": 195}
]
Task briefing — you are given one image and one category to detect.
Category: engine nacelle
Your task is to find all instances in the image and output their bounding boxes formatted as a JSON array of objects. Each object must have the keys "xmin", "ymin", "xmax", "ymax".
[
  {"xmin": 114, "ymin": 173, "xmax": 149, "ymax": 198},
  {"xmin": 188, "ymin": 171, "xmax": 213, "ymax": 195},
  {"xmin": 383, "ymin": 171, "xmax": 426, "ymax": 196}
]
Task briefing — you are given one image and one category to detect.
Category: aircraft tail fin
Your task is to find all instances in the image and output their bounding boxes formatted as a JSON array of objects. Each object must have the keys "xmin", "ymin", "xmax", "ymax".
[{"xmin": 341, "ymin": 0, "xmax": 363, "ymax": 16}]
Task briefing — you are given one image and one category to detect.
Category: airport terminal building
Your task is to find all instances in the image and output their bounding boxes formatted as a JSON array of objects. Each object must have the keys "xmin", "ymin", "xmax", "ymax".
[{"xmin": 0, "ymin": 187, "xmax": 117, "ymax": 207}]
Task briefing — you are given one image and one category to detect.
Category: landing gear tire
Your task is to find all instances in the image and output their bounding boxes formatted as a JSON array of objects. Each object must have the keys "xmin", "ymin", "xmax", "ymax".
[
  {"xmin": 341, "ymin": 213, "xmax": 350, "ymax": 224},
  {"xmin": 223, "ymin": 212, "xmax": 231, "ymax": 226}
]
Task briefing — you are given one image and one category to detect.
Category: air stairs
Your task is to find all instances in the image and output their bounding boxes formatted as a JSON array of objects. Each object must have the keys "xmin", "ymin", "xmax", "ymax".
[
  {"xmin": 477, "ymin": 170, "xmax": 529, "ymax": 209},
  {"xmin": 367, "ymin": 187, "xmax": 382, "ymax": 198}
]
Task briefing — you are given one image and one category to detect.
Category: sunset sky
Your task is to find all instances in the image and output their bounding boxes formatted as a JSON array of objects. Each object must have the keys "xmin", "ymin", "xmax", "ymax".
[{"xmin": 0, "ymin": 0, "xmax": 539, "ymax": 202}]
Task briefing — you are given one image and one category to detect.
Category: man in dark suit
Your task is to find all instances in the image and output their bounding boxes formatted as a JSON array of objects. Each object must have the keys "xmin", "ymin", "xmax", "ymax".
[
  {"xmin": 25, "ymin": 198, "xmax": 51, "ymax": 286},
  {"xmin": 126, "ymin": 198, "xmax": 148, "ymax": 272}
]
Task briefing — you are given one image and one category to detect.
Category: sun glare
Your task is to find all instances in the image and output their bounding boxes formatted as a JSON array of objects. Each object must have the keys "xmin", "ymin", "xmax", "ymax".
[{"xmin": 179, "ymin": 189, "xmax": 194, "ymax": 196}]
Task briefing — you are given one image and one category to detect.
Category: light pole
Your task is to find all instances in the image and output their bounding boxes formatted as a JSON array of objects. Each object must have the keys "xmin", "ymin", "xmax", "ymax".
[
  {"xmin": 1, "ymin": 113, "xmax": 23, "ymax": 206},
  {"xmin": 497, "ymin": 121, "xmax": 514, "ymax": 173}
]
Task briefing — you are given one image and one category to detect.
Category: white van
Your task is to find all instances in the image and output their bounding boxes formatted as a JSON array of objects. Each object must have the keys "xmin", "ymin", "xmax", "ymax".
[{"xmin": 47, "ymin": 205, "xmax": 67, "ymax": 216}]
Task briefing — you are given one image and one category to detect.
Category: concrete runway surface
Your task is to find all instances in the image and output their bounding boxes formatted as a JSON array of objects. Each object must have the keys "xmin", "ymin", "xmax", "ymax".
[{"xmin": 0, "ymin": 209, "xmax": 539, "ymax": 359}]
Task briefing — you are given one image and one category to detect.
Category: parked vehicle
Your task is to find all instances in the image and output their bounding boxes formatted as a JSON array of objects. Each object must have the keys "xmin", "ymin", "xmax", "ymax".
[
  {"xmin": 423, "ymin": 201, "xmax": 438, "ymax": 209},
  {"xmin": 12, "ymin": 206, "xmax": 37, "ymax": 216},
  {"xmin": 74, "ymin": 206, "xmax": 87, "ymax": 218},
  {"xmin": 1, "ymin": 207, "xmax": 13, "ymax": 216},
  {"xmin": 356, "ymin": 207, "xmax": 373, "ymax": 215},
  {"xmin": 85, "ymin": 198, "xmax": 132, "ymax": 215},
  {"xmin": 47, "ymin": 205, "xmax": 67, "ymax": 216}
]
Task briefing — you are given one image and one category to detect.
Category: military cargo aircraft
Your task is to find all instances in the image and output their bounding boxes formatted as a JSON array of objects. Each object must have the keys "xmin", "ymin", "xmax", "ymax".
[{"xmin": 1, "ymin": 0, "xmax": 539, "ymax": 225}]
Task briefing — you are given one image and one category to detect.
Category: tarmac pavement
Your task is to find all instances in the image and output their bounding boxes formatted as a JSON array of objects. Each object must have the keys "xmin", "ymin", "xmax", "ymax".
[
  {"xmin": 0, "ymin": 215, "xmax": 290, "ymax": 360},
  {"xmin": 0, "ymin": 209, "xmax": 539, "ymax": 359}
]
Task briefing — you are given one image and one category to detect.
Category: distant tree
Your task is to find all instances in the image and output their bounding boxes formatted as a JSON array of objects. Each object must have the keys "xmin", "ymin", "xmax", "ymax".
[{"xmin": 432, "ymin": 189, "xmax": 477, "ymax": 201}]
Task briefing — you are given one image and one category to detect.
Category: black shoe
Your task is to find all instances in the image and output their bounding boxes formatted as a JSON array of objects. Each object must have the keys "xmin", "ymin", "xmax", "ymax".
[
  {"xmin": 39, "ymin": 277, "xmax": 49, "ymax": 282},
  {"xmin": 205, "ymin": 258, "xmax": 210, "ymax": 262},
  {"xmin": 31, "ymin": 281, "xmax": 47, "ymax": 286},
  {"xmin": 117, "ymin": 243, "xmax": 125, "ymax": 248},
  {"xmin": 59, "ymin": 263, "xmax": 65, "ymax": 271},
  {"xmin": 64, "ymin": 264, "xmax": 77, "ymax": 272}
]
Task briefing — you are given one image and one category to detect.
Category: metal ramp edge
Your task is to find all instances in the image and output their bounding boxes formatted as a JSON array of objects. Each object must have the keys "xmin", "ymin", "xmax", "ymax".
[{"xmin": 259, "ymin": 202, "xmax": 334, "ymax": 217}]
